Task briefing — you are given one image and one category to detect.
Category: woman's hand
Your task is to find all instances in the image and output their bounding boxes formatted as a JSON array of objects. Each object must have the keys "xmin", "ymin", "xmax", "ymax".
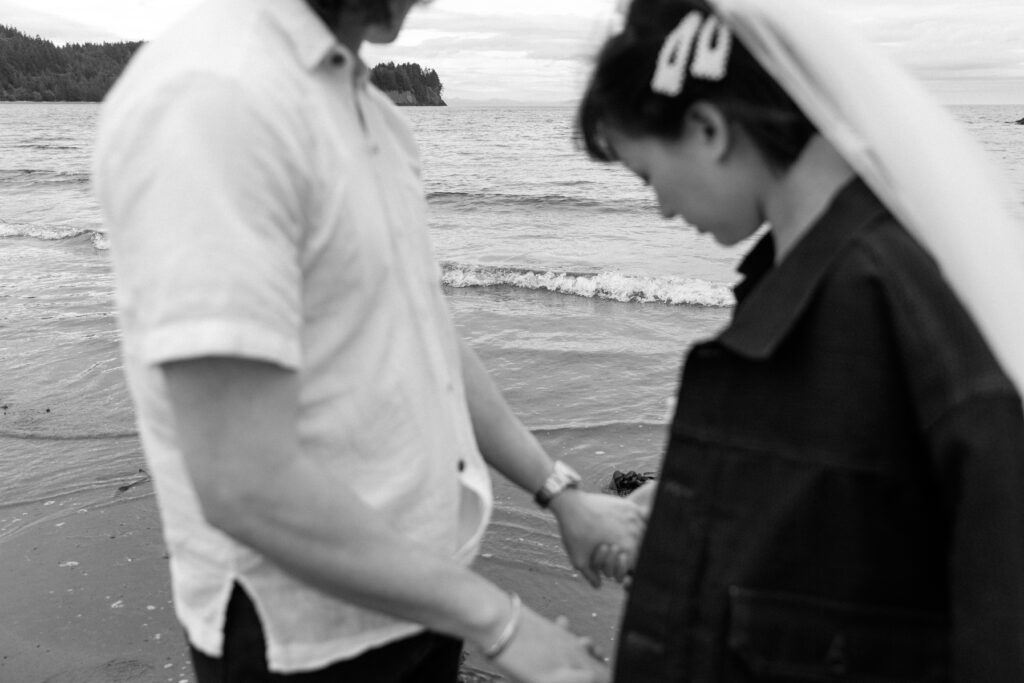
[{"xmin": 550, "ymin": 490, "xmax": 647, "ymax": 588}]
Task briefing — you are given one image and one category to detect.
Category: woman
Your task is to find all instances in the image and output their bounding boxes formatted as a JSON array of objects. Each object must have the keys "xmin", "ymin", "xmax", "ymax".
[{"xmin": 580, "ymin": 0, "xmax": 1024, "ymax": 680}]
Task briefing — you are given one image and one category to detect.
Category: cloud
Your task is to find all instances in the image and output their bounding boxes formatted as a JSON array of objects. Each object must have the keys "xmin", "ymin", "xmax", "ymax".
[
  {"xmin": 366, "ymin": 0, "xmax": 1024, "ymax": 102},
  {"xmin": 364, "ymin": 2, "xmax": 619, "ymax": 101},
  {"xmin": 3, "ymin": 0, "xmax": 1021, "ymax": 102},
  {"xmin": 819, "ymin": 0, "xmax": 1024, "ymax": 83},
  {"xmin": 0, "ymin": 0, "xmax": 123, "ymax": 43},
  {"xmin": 0, "ymin": 0, "xmax": 203, "ymax": 42}
]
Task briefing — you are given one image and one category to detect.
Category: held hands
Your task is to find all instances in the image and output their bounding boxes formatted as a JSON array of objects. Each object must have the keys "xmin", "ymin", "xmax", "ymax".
[
  {"xmin": 588, "ymin": 480, "xmax": 656, "ymax": 584},
  {"xmin": 489, "ymin": 601, "xmax": 609, "ymax": 683},
  {"xmin": 625, "ymin": 478, "xmax": 656, "ymax": 513},
  {"xmin": 550, "ymin": 489, "xmax": 647, "ymax": 588}
]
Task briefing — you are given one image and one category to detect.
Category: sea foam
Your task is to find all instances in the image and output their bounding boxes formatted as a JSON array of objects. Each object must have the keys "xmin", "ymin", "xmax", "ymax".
[
  {"xmin": 0, "ymin": 221, "xmax": 108, "ymax": 249},
  {"xmin": 442, "ymin": 262, "xmax": 734, "ymax": 307}
]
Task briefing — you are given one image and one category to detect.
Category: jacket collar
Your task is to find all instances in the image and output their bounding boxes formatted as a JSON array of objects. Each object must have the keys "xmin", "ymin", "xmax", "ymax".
[{"xmin": 717, "ymin": 178, "xmax": 889, "ymax": 360}]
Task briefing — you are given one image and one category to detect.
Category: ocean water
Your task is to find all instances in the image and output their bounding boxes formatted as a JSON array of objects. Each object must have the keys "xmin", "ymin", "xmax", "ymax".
[{"xmin": 1, "ymin": 101, "xmax": 1023, "ymax": 658}]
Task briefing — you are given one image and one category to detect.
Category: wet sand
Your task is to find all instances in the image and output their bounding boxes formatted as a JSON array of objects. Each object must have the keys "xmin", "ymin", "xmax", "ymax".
[
  {"xmin": 0, "ymin": 479, "xmax": 633, "ymax": 683},
  {"xmin": 0, "ymin": 490, "xmax": 193, "ymax": 683}
]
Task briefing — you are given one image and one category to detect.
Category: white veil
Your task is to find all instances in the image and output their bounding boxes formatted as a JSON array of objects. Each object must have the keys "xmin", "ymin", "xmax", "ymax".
[{"xmin": 707, "ymin": 0, "xmax": 1024, "ymax": 395}]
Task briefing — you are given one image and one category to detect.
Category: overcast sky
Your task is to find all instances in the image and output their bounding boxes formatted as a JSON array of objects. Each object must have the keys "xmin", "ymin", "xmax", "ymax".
[{"xmin": 2, "ymin": 0, "xmax": 1022, "ymax": 104}]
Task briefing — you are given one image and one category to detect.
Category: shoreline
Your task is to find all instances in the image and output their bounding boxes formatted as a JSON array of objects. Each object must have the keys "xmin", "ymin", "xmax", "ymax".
[{"xmin": 0, "ymin": 464, "xmax": 636, "ymax": 683}]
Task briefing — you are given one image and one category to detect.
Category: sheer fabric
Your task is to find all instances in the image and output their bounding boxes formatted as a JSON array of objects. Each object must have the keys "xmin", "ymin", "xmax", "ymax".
[{"xmin": 709, "ymin": 0, "xmax": 1024, "ymax": 393}]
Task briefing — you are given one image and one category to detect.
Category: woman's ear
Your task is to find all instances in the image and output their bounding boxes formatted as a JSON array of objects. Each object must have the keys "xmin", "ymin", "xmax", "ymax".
[{"xmin": 684, "ymin": 101, "xmax": 731, "ymax": 162}]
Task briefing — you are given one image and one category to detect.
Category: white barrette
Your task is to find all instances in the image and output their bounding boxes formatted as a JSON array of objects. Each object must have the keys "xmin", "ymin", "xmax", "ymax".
[
  {"xmin": 650, "ymin": 11, "xmax": 703, "ymax": 97},
  {"xmin": 689, "ymin": 16, "xmax": 732, "ymax": 81},
  {"xmin": 650, "ymin": 11, "xmax": 733, "ymax": 97}
]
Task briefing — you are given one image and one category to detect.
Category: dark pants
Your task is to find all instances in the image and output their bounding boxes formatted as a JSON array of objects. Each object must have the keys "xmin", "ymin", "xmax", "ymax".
[{"xmin": 190, "ymin": 586, "xmax": 463, "ymax": 682}]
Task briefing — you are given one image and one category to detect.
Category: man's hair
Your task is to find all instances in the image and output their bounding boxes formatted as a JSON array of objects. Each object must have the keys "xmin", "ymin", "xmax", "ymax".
[{"xmin": 577, "ymin": 0, "xmax": 816, "ymax": 169}]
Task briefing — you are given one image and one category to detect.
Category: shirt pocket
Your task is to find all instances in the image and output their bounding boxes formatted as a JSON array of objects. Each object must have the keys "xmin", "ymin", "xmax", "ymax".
[{"xmin": 727, "ymin": 586, "xmax": 948, "ymax": 682}]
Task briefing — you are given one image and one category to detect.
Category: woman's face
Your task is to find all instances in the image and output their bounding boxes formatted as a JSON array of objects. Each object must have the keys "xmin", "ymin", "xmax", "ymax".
[{"xmin": 604, "ymin": 122, "xmax": 763, "ymax": 246}]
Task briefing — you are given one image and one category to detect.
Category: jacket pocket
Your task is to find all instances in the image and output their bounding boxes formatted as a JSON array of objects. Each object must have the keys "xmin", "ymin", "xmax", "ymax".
[{"xmin": 727, "ymin": 587, "xmax": 948, "ymax": 682}]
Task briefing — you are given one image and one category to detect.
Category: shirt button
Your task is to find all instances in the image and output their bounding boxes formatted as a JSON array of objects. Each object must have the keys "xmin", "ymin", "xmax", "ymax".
[{"xmin": 330, "ymin": 53, "xmax": 345, "ymax": 66}]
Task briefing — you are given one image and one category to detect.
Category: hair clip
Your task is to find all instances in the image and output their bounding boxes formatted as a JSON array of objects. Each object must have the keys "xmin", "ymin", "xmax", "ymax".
[
  {"xmin": 690, "ymin": 16, "xmax": 732, "ymax": 81},
  {"xmin": 650, "ymin": 11, "xmax": 733, "ymax": 97}
]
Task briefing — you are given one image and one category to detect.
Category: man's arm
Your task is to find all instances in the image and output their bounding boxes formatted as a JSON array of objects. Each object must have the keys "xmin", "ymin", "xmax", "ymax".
[
  {"xmin": 163, "ymin": 356, "xmax": 607, "ymax": 683},
  {"xmin": 458, "ymin": 339, "xmax": 646, "ymax": 587}
]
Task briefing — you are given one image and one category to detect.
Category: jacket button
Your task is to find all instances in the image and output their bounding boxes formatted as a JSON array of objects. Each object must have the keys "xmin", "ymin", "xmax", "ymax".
[{"xmin": 457, "ymin": 460, "xmax": 465, "ymax": 472}]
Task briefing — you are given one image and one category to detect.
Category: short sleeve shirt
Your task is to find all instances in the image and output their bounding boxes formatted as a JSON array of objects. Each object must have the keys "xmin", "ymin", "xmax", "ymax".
[{"xmin": 92, "ymin": 0, "xmax": 493, "ymax": 672}]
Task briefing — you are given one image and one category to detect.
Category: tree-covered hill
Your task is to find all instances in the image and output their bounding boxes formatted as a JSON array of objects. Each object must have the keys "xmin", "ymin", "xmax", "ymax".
[
  {"xmin": 0, "ymin": 25, "xmax": 445, "ymax": 106},
  {"xmin": 371, "ymin": 61, "xmax": 446, "ymax": 106},
  {"xmin": 0, "ymin": 25, "xmax": 142, "ymax": 102}
]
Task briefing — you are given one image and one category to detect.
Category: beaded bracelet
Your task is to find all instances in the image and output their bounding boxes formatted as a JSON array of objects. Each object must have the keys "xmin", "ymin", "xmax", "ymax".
[{"xmin": 482, "ymin": 592, "xmax": 522, "ymax": 660}]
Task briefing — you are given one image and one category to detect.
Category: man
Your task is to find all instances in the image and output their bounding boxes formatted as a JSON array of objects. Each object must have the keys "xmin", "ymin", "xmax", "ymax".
[{"xmin": 93, "ymin": 0, "xmax": 643, "ymax": 680}]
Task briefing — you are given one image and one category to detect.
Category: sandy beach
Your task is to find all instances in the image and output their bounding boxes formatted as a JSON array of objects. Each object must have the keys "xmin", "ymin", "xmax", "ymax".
[
  {"xmin": 0, "ymin": 427, "xmax": 640, "ymax": 683},
  {"xmin": 0, "ymin": 488, "xmax": 193, "ymax": 683}
]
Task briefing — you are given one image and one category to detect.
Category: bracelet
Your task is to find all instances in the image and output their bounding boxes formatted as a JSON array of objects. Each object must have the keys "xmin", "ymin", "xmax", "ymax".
[{"xmin": 482, "ymin": 592, "xmax": 522, "ymax": 660}]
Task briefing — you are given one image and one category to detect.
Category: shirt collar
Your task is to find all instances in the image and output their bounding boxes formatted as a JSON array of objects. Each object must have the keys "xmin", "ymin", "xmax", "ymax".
[
  {"xmin": 261, "ymin": 0, "xmax": 368, "ymax": 81},
  {"xmin": 717, "ymin": 177, "xmax": 889, "ymax": 360}
]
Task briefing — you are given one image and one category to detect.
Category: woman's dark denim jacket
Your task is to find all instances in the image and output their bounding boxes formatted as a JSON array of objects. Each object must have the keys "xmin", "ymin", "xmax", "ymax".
[{"xmin": 615, "ymin": 180, "xmax": 1024, "ymax": 682}]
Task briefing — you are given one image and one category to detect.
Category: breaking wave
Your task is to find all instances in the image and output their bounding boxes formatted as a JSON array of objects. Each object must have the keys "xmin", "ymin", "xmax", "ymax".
[
  {"xmin": 0, "ymin": 220, "xmax": 108, "ymax": 249},
  {"xmin": 441, "ymin": 262, "xmax": 734, "ymax": 307}
]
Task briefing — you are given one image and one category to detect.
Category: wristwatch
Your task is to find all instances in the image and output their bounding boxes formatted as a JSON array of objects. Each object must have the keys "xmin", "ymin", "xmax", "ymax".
[{"xmin": 534, "ymin": 460, "xmax": 582, "ymax": 508}]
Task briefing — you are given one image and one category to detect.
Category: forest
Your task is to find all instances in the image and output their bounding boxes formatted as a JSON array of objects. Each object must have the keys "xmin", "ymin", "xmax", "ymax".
[
  {"xmin": 0, "ymin": 25, "xmax": 142, "ymax": 102},
  {"xmin": 370, "ymin": 61, "xmax": 446, "ymax": 106},
  {"xmin": 0, "ymin": 25, "xmax": 445, "ymax": 106}
]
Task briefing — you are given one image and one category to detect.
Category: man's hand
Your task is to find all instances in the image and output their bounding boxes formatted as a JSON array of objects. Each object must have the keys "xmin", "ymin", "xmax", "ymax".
[
  {"xmin": 492, "ymin": 603, "xmax": 609, "ymax": 683},
  {"xmin": 550, "ymin": 490, "xmax": 646, "ymax": 588},
  {"xmin": 588, "ymin": 480, "xmax": 657, "ymax": 584}
]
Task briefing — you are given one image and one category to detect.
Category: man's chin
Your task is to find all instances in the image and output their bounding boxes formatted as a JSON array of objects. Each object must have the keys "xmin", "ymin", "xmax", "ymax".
[{"xmin": 364, "ymin": 27, "xmax": 401, "ymax": 44}]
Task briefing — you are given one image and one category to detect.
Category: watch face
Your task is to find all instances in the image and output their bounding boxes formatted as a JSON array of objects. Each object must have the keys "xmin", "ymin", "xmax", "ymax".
[
  {"xmin": 536, "ymin": 461, "xmax": 582, "ymax": 507},
  {"xmin": 555, "ymin": 461, "xmax": 581, "ymax": 485},
  {"xmin": 548, "ymin": 461, "xmax": 581, "ymax": 492}
]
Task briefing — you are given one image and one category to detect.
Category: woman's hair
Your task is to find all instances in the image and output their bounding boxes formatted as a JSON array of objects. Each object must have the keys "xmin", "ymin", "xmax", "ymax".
[{"xmin": 578, "ymin": 0, "xmax": 816, "ymax": 169}]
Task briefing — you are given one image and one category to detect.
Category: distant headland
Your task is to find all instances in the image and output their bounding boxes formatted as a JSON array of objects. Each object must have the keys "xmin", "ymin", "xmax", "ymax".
[
  {"xmin": 371, "ymin": 62, "xmax": 446, "ymax": 106},
  {"xmin": 0, "ymin": 24, "xmax": 445, "ymax": 106}
]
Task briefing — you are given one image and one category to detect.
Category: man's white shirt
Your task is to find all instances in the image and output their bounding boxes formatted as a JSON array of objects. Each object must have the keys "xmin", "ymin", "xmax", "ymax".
[{"xmin": 93, "ymin": 0, "xmax": 492, "ymax": 672}]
